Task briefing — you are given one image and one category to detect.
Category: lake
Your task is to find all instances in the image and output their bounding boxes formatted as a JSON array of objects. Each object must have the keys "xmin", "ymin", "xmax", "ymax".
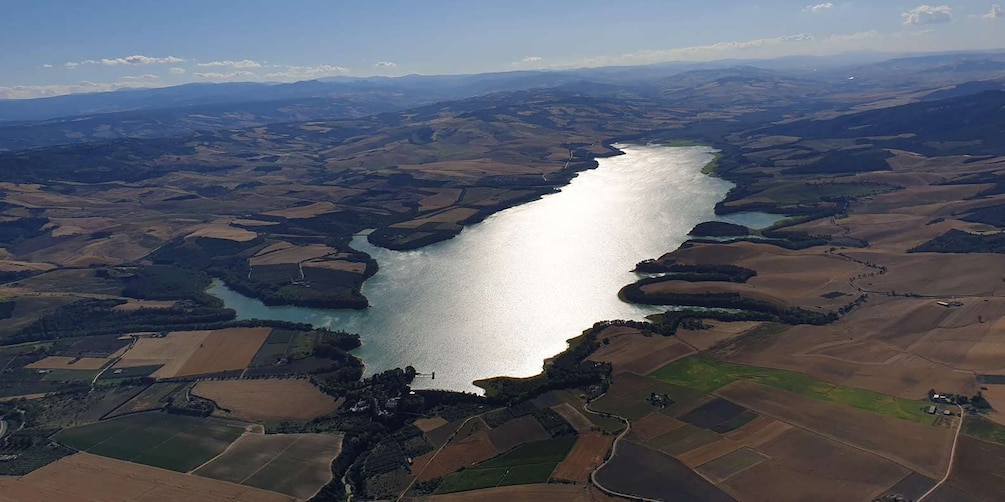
[{"xmin": 209, "ymin": 144, "xmax": 779, "ymax": 392}]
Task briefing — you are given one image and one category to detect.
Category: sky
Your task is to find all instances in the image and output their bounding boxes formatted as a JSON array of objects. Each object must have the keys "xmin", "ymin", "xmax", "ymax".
[{"xmin": 1, "ymin": 1, "xmax": 1004, "ymax": 99}]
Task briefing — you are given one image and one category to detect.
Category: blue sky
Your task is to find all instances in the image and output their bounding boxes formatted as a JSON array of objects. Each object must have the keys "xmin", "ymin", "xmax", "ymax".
[{"xmin": 1, "ymin": 1, "xmax": 1003, "ymax": 98}]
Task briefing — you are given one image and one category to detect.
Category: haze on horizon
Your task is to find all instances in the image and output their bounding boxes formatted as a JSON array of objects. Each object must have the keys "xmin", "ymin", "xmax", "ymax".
[{"xmin": 2, "ymin": 0, "xmax": 1005, "ymax": 99}]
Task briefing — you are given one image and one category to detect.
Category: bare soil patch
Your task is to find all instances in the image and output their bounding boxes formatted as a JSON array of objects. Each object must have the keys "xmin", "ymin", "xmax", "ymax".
[
  {"xmin": 412, "ymin": 430, "xmax": 498, "ymax": 482},
  {"xmin": 587, "ymin": 327, "xmax": 694, "ymax": 375},
  {"xmin": 594, "ymin": 440, "xmax": 735, "ymax": 502},
  {"xmin": 413, "ymin": 417, "xmax": 448, "ymax": 433},
  {"xmin": 550, "ymin": 432, "xmax": 613, "ymax": 483},
  {"xmin": 630, "ymin": 413, "xmax": 685, "ymax": 443},
  {"xmin": 193, "ymin": 378, "xmax": 338, "ymax": 422},
  {"xmin": 0, "ymin": 452, "xmax": 292, "ymax": 502},
  {"xmin": 172, "ymin": 327, "xmax": 271, "ymax": 378},
  {"xmin": 942, "ymin": 436, "xmax": 1005, "ymax": 501},
  {"xmin": 420, "ymin": 484, "xmax": 618, "ymax": 502},
  {"xmin": 721, "ymin": 428, "xmax": 910, "ymax": 502},
  {"xmin": 676, "ymin": 321, "xmax": 763, "ymax": 352}
]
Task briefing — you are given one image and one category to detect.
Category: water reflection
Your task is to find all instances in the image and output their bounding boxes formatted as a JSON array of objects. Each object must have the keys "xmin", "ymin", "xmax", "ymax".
[{"xmin": 209, "ymin": 145, "xmax": 779, "ymax": 392}]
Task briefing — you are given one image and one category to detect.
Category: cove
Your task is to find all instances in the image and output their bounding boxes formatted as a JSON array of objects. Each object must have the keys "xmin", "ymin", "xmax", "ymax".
[{"xmin": 209, "ymin": 145, "xmax": 776, "ymax": 393}]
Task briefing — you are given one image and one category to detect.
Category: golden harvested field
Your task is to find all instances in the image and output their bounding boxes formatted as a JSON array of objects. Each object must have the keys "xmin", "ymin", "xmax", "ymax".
[
  {"xmin": 250, "ymin": 244, "xmax": 336, "ymax": 266},
  {"xmin": 411, "ymin": 430, "xmax": 498, "ymax": 482},
  {"xmin": 173, "ymin": 328, "xmax": 272, "ymax": 378},
  {"xmin": 716, "ymin": 381, "xmax": 952, "ymax": 478},
  {"xmin": 720, "ymin": 428, "xmax": 910, "ymax": 502},
  {"xmin": 587, "ymin": 326, "xmax": 695, "ymax": 375},
  {"xmin": 26, "ymin": 356, "xmax": 109, "ymax": 370},
  {"xmin": 186, "ymin": 223, "xmax": 258, "ymax": 242},
  {"xmin": 550, "ymin": 432, "xmax": 613, "ymax": 483},
  {"xmin": 551, "ymin": 402, "xmax": 594, "ymax": 432},
  {"xmin": 303, "ymin": 259, "xmax": 367, "ymax": 274},
  {"xmin": 193, "ymin": 378, "xmax": 338, "ymax": 422},
  {"xmin": 194, "ymin": 432, "xmax": 343, "ymax": 500},
  {"xmin": 419, "ymin": 484, "xmax": 620, "ymax": 502},
  {"xmin": 413, "ymin": 417, "xmax": 448, "ymax": 433},
  {"xmin": 116, "ymin": 328, "xmax": 271, "ymax": 378},
  {"xmin": 0, "ymin": 453, "xmax": 293, "ymax": 502},
  {"xmin": 112, "ymin": 300, "xmax": 177, "ymax": 312}
]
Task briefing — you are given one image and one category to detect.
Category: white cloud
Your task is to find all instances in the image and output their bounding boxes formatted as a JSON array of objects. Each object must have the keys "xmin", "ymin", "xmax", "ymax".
[
  {"xmin": 522, "ymin": 56, "xmax": 543, "ymax": 62},
  {"xmin": 902, "ymin": 5, "xmax": 952, "ymax": 25},
  {"xmin": 63, "ymin": 54, "xmax": 186, "ymax": 67},
  {"xmin": 193, "ymin": 71, "xmax": 257, "ymax": 80},
  {"xmin": 804, "ymin": 3, "xmax": 834, "ymax": 12},
  {"xmin": 374, "ymin": 61, "xmax": 397, "ymax": 68},
  {"xmin": 42, "ymin": 64, "xmax": 53, "ymax": 69},
  {"xmin": 168, "ymin": 67, "xmax": 186, "ymax": 75},
  {"xmin": 118, "ymin": 74, "xmax": 160, "ymax": 83},
  {"xmin": 196, "ymin": 59, "xmax": 262, "ymax": 69},
  {"xmin": 263, "ymin": 64, "xmax": 349, "ymax": 80},
  {"xmin": 983, "ymin": 4, "xmax": 1003, "ymax": 19},
  {"xmin": 827, "ymin": 30, "xmax": 881, "ymax": 42}
]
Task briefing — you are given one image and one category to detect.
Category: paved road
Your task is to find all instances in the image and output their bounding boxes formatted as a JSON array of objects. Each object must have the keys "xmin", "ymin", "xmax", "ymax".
[{"xmin": 918, "ymin": 404, "xmax": 965, "ymax": 502}]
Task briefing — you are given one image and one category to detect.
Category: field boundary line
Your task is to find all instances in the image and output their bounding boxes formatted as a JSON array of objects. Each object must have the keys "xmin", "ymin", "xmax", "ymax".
[
  {"xmin": 188, "ymin": 429, "xmax": 253, "ymax": 474},
  {"xmin": 238, "ymin": 435, "xmax": 305, "ymax": 484},
  {"xmin": 917, "ymin": 404, "xmax": 964, "ymax": 502},
  {"xmin": 582, "ymin": 393, "xmax": 661, "ymax": 502}
]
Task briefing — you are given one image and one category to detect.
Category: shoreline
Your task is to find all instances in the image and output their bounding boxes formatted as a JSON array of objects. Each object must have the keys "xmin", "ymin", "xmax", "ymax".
[{"xmin": 209, "ymin": 142, "xmax": 736, "ymax": 395}]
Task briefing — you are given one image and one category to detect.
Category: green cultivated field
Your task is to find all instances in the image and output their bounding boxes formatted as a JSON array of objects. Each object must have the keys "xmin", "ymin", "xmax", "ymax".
[
  {"xmin": 53, "ymin": 412, "xmax": 244, "ymax": 471},
  {"xmin": 434, "ymin": 436, "xmax": 577, "ymax": 494},
  {"xmin": 962, "ymin": 417, "xmax": 1005, "ymax": 446},
  {"xmin": 651, "ymin": 356, "xmax": 933, "ymax": 424}
]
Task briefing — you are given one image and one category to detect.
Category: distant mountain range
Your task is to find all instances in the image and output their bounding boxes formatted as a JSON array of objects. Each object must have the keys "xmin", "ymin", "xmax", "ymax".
[{"xmin": 1, "ymin": 50, "xmax": 1004, "ymax": 152}]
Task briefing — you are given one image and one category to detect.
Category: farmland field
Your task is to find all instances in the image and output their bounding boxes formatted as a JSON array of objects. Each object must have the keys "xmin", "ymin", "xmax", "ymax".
[
  {"xmin": 52, "ymin": 413, "xmax": 245, "ymax": 472},
  {"xmin": 195, "ymin": 432, "xmax": 342, "ymax": 500},
  {"xmin": 594, "ymin": 440, "xmax": 735, "ymax": 501},
  {"xmin": 550, "ymin": 432, "xmax": 613, "ymax": 483},
  {"xmin": 433, "ymin": 436, "xmax": 576, "ymax": 494},
  {"xmin": 105, "ymin": 382, "xmax": 184, "ymax": 418},
  {"xmin": 717, "ymin": 381, "xmax": 953, "ymax": 478},
  {"xmin": 0, "ymin": 452, "xmax": 293, "ymax": 502},
  {"xmin": 721, "ymin": 428, "xmax": 911, "ymax": 502},
  {"xmin": 652, "ymin": 355, "xmax": 934, "ymax": 424},
  {"xmin": 486, "ymin": 416, "xmax": 549, "ymax": 452},
  {"xmin": 423, "ymin": 483, "xmax": 617, "ymax": 502},
  {"xmin": 193, "ymin": 378, "xmax": 338, "ymax": 422},
  {"xmin": 412, "ymin": 430, "xmax": 499, "ymax": 482},
  {"xmin": 695, "ymin": 447, "xmax": 768, "ymax": 483},
  {"xmin": 589, "ymin": 372, "xmax": 706, "ymax": 420},
  {"xmin": 114, "ymin": 328, "xmax": 272, "ymax": 379}
]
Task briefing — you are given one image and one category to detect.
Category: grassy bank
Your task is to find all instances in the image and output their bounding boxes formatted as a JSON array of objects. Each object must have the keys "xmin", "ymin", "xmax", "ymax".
[{"xmin": 651, "ymin": 355, "xmax": 934, "ymax": 424}]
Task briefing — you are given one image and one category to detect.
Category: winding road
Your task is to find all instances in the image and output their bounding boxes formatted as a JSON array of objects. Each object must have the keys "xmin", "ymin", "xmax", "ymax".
[{"xmin": 582, "ymin": 394, "xmax": 662, "ymax": 502}]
